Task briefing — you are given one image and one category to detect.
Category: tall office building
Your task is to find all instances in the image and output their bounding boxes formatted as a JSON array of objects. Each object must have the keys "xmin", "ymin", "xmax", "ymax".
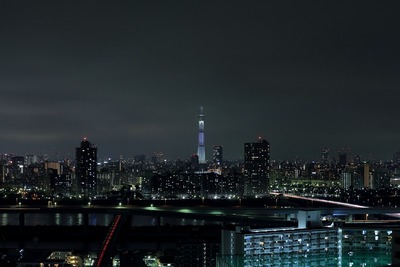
[
  {"xmin": 321, "ymin": 147, "xmax": 329, "ymax": 165},
  {"xmin": 75, "ymin": 138, "xmax": 97, "ymax": 198},
  {"xmin": 244, "ymin": 138, "xmax": 270, "ymax": 196},
  {"xmin": 363, "ymin": 163, "xmax": 373, "ymax": 188},
  {"xmin": 0, "ymin": 162, "xmax": 5, "ymax": 183},
  {"xmin": 341, "ymin": 172, "xmax": 352, "ymax": 189},
  {"xmin": 197, "ymin": 107, "xmax": 206, "ymax": 164},
  {"xmin": 353, "ymin": 154, "xmax": 362, "ymax": 165},
  {"xmin": 339, "ymin": 147, "xmax": 352, "ymax": 166},
  {"xmin": 394, "ymin": 150, "xmax": 400, "ymax": 165},
  {"xmin": 212, "ymin": 145, "xmax": 223, "ymax": 167},
  {"xmin": 339, "ymin": 151, "xmax": 347, "ymax": 166}
]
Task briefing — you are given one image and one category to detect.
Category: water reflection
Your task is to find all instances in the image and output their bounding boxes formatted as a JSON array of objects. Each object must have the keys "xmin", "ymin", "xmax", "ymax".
[
  {"xmin": 0, "ymin": 213, "xmax": 394, "ymax": 265},
  {"xmin": 77, "ymin": 213, "xmax": 83, "ymax": 225},
  {"xmin": 0, "ymin": 213, "xmax": 215, "ymax": 227},
  {"xmin": 25, "ymin": 214, "xmax": 51, "ymax": 225},
  {"xmin": 129, "ymin": 215, "xmax": 213, "ymax": 226},
  {"xmin": 55, "ymin": 213, "xmax": 60, "ymax": 225},
  {"xmin": 88, "ymin": 213, "xmax": 113, "ymax": 226},
  {"xmin": 0, "ymin": 213, "xmax": 18, "ymax": 226}
]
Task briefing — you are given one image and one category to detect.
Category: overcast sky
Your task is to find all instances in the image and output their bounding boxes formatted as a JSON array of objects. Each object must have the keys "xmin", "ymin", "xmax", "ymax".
[{"xmin": 1, "ymin": 1, "xmax": 400, "ymax": 161}]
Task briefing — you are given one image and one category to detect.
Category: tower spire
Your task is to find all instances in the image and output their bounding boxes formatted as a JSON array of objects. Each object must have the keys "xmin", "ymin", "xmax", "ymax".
[{"xmin": 197, "ymin": 107, "xmax": 206, "ymax": 164}]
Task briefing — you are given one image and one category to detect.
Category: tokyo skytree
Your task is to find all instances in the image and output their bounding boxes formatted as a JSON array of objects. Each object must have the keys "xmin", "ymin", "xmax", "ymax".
[{"xmin": 197, "ymin": 107, "xmax": 206, "ymax": 164}]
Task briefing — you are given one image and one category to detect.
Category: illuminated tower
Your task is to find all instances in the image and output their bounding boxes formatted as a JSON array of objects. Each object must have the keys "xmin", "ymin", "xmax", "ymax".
[
  {"xmin": 197, "ymin": 107, "xmax": 206, "ymax": 164},
  {"xmin": 76, "ymin": 138, "xmax": 97, "ymax": 198}
]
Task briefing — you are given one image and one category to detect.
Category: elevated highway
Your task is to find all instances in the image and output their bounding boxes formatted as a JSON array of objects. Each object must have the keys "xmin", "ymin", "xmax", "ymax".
[{"xmin": 1, "ymin": 202, "xmax": 400, "ymax": 224}]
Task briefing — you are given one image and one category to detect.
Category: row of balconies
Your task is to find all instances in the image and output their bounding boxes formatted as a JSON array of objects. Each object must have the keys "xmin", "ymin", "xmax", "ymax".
[{"xmin": 245, "ymin": 236, "xmax": 337, "ymax": 245}]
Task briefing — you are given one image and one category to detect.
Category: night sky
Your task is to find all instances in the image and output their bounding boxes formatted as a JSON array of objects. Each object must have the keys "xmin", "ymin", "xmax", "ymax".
[{"xmin": 1, "ymin": 1, "xmax": 400, "ymax": 161}]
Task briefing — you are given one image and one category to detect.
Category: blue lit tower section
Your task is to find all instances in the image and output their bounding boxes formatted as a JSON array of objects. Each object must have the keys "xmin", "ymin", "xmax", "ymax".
[
  {"xmin": 197, "ymin": 107, "xmax": 206, "ymax": 164},
  {"xmin": 76, "ymin": 138, "xmax": 97, "ymax": 198}
]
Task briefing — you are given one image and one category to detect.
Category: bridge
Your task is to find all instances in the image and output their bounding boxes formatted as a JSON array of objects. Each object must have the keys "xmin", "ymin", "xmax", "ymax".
[
  {"xmin": 2, "ymin": 202, "xmax": 400, "ymax": 225},
  {"xmin": 2, "ymin": 197, "xmax": 400, "ymax": 266}
]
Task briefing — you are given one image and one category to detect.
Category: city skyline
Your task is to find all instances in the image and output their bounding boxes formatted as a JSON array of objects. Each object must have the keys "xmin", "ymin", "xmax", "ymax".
[
  {"xmin": 0, "ymin": 135, "xmax": 397, "ymax": 163},
  {"xmin": 1, "ymin": 1, "xmax": 400, "ymax": 160}
]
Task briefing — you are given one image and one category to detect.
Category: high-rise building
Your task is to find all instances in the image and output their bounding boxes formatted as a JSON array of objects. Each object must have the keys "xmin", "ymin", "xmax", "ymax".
[
  {"xmin": 220, "ymin": 211, "xmax": 339, "ymax": 267},
  {"xmin": 175, "ymin": 239, "xmax": 220, "ymax": 267},
  {"xmin": 75, "ymin": 138, "xmax": 97, "ymax": 198},
  {"xmin": 0, "ymin": 162, "xmax": 5, "ymax": 183},
  {"xmin": 244, "ymin": 138, "xmax": 270, "ymax": 197},
  {"xmin": 363, "ymin": 163, "xmax": 372, "ymax": 188},
  {"xmin": 197, "ymin": 107, "xmax": 206, "ymax": 164},
  {"xmin": 25, "ymin": 154, "xmax": 39, "ymax": 166},
  {"xmin": 341, "ymin": 172, "xmax": 352, "ymax": 189},
  {"xmin": 353, "ymin": 154, "xmax": 362, "ymax": 165},
  {"xmin": 394, "ymin": 150, "xmax": 400, "ymax": 165},
  {"xmin": 212, "ymin": 145, "xmax": 223, "ymax": 167},
  {"xmin": 321, "ymin": 147, "xmax": 329, "ymax": 165},
  {"xmin": 339, "ymin": 151, "xmax": 347, "ymax": 166},
  {"xmin": 44, "ymin": 161, "xmax": 62, "ymax": 175},
  {"xmin": 339, "ymin": 147, "xmax": 352, "ymax": 166}
]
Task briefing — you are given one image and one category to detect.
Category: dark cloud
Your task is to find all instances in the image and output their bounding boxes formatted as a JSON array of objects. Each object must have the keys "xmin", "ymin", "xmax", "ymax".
[{"xmin": 1, "ymin": 1, "xmax": 400, "ymax": 161}]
